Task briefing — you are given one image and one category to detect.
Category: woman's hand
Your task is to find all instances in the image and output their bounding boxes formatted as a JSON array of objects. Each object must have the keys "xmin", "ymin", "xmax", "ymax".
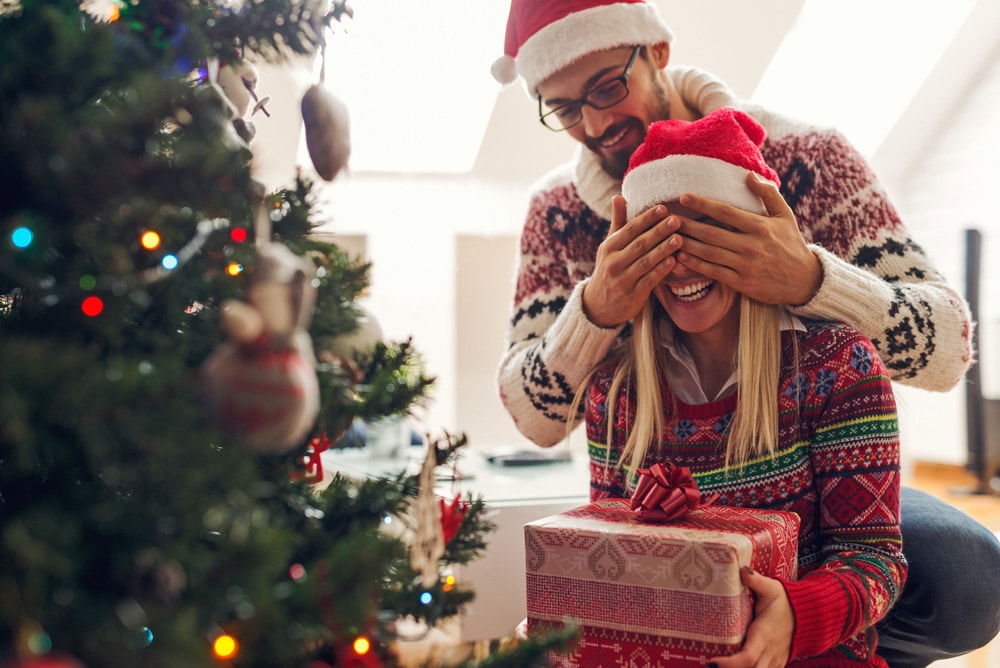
[
  {"xmin": 708, "ymin": 567, "xmax": 794, "ymax": 668},
  {"xmin": 581, "ymin": 195, "xmax": 682, "ymax": 328}
]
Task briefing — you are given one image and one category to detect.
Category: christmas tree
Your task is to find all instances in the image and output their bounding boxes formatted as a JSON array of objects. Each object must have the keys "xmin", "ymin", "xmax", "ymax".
[{"xmin": 0, "ymin": 1, "xmax": 571, "ymax": 666}]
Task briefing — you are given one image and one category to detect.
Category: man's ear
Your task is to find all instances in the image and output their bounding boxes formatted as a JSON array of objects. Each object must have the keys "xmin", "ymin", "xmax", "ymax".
[{"xmin": 648, "ymin": 41, "xmax": 670, "ymax": 69}]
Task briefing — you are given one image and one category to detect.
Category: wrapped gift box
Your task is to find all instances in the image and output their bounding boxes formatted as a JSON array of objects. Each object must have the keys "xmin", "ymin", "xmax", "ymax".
[{"xmin": 525, "ymin": 498, "xmax": 800, "ymax": 667}]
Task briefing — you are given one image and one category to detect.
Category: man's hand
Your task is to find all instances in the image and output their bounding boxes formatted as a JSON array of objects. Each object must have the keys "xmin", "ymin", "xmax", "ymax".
[
  {"xmin": 708, "ymin": 567, "xmax": 794, "ymax": 668},
  {"xmin": 581, "ymin": 195, "xmax": 682, "ymax": 328},
  {"xmin": 674, "ymin": 172, "xmax": 822, "ymax": 307}
]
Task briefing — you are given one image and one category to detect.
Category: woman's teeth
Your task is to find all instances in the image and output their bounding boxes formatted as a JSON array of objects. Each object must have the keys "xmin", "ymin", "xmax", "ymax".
[{"xmin": 671, "ymin": 280, "xmax": 714, "ymax": 302}]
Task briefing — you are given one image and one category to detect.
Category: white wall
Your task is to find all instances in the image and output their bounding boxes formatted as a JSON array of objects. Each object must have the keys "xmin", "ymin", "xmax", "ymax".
[
  {"xmin": 886, "ymin": 42, "xmax": 1000, "ymax": 466},
  {"xmin": 309, "ymin": 174, "xmax": 547, "ymax": 450}
]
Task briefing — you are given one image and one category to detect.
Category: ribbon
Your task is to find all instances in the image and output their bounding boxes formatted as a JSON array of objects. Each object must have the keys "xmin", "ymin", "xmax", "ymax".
[{"xmin": 629, "ymin": 462, "xmax": 719, "ymax": 523}]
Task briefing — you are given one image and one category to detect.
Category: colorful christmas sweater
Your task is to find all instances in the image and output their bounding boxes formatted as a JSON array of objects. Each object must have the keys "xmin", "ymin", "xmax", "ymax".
[
  {"xmin": 497, "ymin": 66, "xmax": 972, "ymax": 447},
  {"xmin": 586, "ymin": 320, "xmax": 906, "ymax": 667}
]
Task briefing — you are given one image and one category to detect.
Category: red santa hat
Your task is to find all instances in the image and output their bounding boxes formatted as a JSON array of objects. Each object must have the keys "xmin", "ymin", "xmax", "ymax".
[
  {"xmin": 622, "ymin": 107, "xmax": 781, "ymax": 219},
  {"xmin": 491, "ymin": 0, "xmax": 674, "ymax": 94}
]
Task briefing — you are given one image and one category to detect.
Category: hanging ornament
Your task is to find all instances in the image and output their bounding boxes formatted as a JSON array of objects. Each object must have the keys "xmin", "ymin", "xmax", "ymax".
[
  {"xmin": 439, "ymin": 493, "xmax": 469, "ymax": 545},
  {"xmin": 206, "ymin": 56, "xmax": 271, "ymax": 144},
  {"xmin": 409, "ymin": 445, "xmax": 445, "ymax": 588},
  {"xmin": 291, "ymin": 432, "xmax": 332, "ymax": 484},
  {"xmin": 201, "ymin": 205, "xmax": 320, "ymax": 453},
  {"xmin": 301, "ymin": 76, "xmax": 351, "ymax": 181},
  {"xmin": 301, "ymin": 84, "xmax": 350, "ymax": 181}
]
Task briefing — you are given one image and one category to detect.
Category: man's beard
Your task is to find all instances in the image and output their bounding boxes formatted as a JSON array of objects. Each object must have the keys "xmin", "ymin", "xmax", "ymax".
[
  {"xmin": 586, "ymin": 117, "xmax": 646, "ymax": 180},
  {"xmin": 587, "ymin": 76, "xmax": 672, "ymax": 180}
]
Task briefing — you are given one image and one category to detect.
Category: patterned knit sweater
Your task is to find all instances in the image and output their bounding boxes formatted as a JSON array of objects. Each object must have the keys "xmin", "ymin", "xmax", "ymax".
[
  {"xmin": 497, "ymin": 67, "xmax": 972, "ymax": 447},
  {"xmin": 586, "ymin": 321, "xmax": 906, "ymax": 666}
]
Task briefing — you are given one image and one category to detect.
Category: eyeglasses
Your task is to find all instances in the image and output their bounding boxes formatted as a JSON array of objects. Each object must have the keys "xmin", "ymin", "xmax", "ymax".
[{"xmin": 538, "ymin": 46, "xmax": 641, "ymax": 132}]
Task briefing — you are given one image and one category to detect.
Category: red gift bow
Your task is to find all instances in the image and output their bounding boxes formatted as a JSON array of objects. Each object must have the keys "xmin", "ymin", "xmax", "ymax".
[{"xmin": 629, "ymin": 462, "xmax": 719, "ymax": 522}]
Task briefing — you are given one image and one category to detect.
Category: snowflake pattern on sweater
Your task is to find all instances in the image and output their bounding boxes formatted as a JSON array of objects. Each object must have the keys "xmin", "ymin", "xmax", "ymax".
[
  {"xmin": 496, "ymin": 67, "xmax": 972, "ymax": 448},
  {"xmin": 586, "ymin": 321, "xmax": 907, "ymax": 666}
]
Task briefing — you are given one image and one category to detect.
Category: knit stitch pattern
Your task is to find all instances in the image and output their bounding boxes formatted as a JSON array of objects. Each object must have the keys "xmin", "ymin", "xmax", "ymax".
[{"xmin": 585, "ymin": 321, "xmax": 906, "ymax": 666}]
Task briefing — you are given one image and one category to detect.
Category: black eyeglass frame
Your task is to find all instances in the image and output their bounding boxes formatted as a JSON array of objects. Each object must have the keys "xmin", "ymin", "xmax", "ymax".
[{"xmin": 537, "ymin": 46, "xmax": 642, "ymax": 132}]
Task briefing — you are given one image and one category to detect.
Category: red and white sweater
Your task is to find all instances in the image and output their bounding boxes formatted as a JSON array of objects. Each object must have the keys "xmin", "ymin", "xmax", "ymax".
[
  {"xmin": 497, "ymin": 67, "xmax": 972, "ymax": 447},
  {"xmin": 587, "ymin": 321, "xmax": 906, "ymax": 666}
]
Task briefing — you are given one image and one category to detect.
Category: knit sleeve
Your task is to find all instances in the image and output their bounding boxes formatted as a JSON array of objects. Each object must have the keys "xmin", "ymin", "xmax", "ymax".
[
  {"xmin": 781, "ymin": 326, "xmax": 907, "ymax": 660},
  {"xmin": 775, "ymin": 129, "xmax": 972, "ymax": 392},
  {"xmin": 496, "ymin": 181, "xmax": 624, "ymax": 447}
]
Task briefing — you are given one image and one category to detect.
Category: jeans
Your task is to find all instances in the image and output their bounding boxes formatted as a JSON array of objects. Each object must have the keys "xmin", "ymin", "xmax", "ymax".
[{"xmin": 876, "ymin": 487, "xmax": 1000, "ymax": 668}]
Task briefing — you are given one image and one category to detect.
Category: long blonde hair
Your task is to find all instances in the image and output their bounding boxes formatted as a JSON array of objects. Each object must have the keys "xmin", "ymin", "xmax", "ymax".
[{"xmin": 570, "ymin": 294, "xmax": 791, "ymax": 480}]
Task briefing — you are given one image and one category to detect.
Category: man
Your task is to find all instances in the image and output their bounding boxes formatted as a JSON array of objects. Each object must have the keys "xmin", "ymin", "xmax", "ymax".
[{"xmin": 492, "ymin": 1, "xmax": 1000, "ymax": 666}]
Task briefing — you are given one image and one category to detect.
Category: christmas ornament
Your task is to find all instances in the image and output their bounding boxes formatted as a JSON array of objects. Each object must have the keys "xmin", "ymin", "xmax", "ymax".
[
  {"xmin": 439, "ymin": 493, "xmax": 469, "ymax": 545},
  {"xmin": 409, "ymin": 445, "xmax": 444, "ymax": 588},
  {"xmin": 292, "ymin": 432, "xmax": 332, "ymax": 484},
  {"xmin": 301, "ymin": 84, "xmax": 351, "ymax": 181},
  {"xmin": 201, "ymin": 241, "xmax": 320, "ymax": 453},
  {"xmin": 207, "ymin": 57, "xmax": 271, "ymax": 144}
]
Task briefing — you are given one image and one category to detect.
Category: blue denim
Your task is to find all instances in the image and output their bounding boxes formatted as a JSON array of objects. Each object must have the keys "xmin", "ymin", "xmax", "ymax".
[{"xmin": 876, "ymin": 487, "xmax": 1000, "ymax": 667}]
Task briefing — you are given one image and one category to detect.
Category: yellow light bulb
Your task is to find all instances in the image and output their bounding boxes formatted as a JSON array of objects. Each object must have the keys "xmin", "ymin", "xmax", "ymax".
[
  {"xmin": 353, "ymin": 636, "xmax": 371, "ymax": 655},
  {"xmin": 213, "ymin": 634, "xmax": 239, "ymax": 658},
  {"xmin": 141, "ymin": 231, "xmax": 161, "ymax": 250}
]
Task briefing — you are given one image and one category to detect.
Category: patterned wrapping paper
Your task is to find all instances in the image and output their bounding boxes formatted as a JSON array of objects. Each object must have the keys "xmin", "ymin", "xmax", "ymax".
[{"xmin": 525, "ymin": 499, "xmax": 800, "ymax": 667}]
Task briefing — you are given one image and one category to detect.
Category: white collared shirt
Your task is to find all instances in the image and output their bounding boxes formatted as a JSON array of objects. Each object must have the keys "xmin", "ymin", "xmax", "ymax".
[{"xmin": 658, "ymin": 312, "xmax": 806, "ymax": 404}]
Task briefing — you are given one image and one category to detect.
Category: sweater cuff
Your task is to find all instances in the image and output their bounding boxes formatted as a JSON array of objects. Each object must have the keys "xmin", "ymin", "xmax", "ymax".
[
  {"xmin": 547, "ymin": 280, "xmax": 625, "ymax": 376},
  {"xmin": 782, "ymin": 574, "xmax": 851, "ymax": 659},
  {"xmin": 788, "ymin": 245, "xmax": 890, "ymax": 325}
]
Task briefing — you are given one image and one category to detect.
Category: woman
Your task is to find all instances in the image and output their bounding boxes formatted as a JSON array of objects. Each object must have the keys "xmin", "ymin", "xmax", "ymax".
[{"xmin": 577, "ymin": 107, "xmax": 906, "ymax": 667}]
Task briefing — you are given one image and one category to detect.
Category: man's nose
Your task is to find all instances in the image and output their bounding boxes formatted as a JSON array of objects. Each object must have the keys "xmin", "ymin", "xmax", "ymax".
[{"xmin": 581, "ymin": 104, "xmax": 612, "ymax": 139}]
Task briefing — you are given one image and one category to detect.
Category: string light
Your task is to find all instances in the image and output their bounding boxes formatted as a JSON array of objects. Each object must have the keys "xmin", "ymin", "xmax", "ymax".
[
  {"xmin": 11, "ymin": 227, "xmax": 33, "ymax": 249},
  {"xmin": 230, "ymin": 227, "xmax": 248, "ymax": 243},
  {"xmin": 141, "ymin": 231, "xmax": 161, "ymax": 250},
  {"xmin": 82, "ymin": 0, "xmax": 122, "ymax": 22},
  {"xmin": 81, "ymin": 296, "xmax": 104, "ymax": 317},
  {"xmin": 352, "ymin": 636, "xmax": 371, "ymax": 655},
  {"xmin": 442, "ymin": 575, "xmax": 456, "ymax": 592},
  {"xmin": 288, "ymin": 563, "xmax": 306, "ymax": 582},
  {"xmin": 419, "ymin": 592, "xmax": 433, "ymax": 605},
  {"xmin": 79, "ymin": 274, "xmax": 97, "ymax": 291},
  {"xmin": 26, "ymin": 630, "xmax": 52, "ymax": 654},
  {"xmin": 161, "ymin": 254, "xmax": 178, "ymax": 270},
  {"xmin": 226, "ymin": 262, "xmax": 242, "ymax": 277},
  {"xmin": 212, "ymin": 634, "xmax": 239, "ymax": 659},
  {"xmin": 138, "ymin": 626, "xmax": 154, "ymax": 647}
]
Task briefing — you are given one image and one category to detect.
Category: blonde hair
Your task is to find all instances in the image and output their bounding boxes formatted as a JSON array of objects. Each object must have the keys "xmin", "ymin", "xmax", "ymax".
[{"xmin": 570, "ymin": 293, "xmax": 794, "ymax": 483}]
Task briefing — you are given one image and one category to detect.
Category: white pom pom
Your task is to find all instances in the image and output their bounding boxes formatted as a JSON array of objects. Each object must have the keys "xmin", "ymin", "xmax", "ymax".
[{"xmin": 490, "ymin": 55, "xmax": 518, "ymax": 85}]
